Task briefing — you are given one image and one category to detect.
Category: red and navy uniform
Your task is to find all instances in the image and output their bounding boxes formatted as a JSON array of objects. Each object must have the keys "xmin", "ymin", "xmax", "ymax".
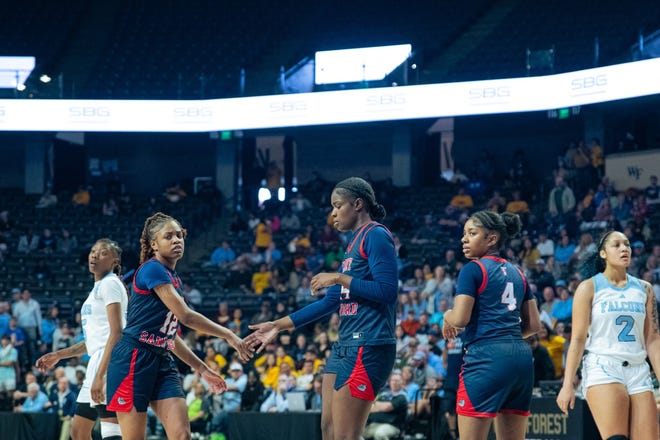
[
  {"xmin": 107, "ymin": 259, "xmax": 185, "ymax": 412},
  {"xmin": 455, "ymin": 256, "xmax": 534, "ymax": 418},
  {"xmin": 290, "ymin": 221, "xmax": 398, "ymax": 400}
]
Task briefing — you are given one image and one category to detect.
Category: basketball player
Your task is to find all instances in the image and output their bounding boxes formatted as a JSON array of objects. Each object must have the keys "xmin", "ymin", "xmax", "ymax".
[
  {"xmin": 106, "ymin": 212, "xmax": 252, "ymax": 440},
  {"xmin": 557, "ymin": 230, "xmax": 660, "ymax": 440},
  {"xmin": 246, "ymin": 177, "xmax": 399, "ymax": 440},
  {"xmin": 442, "ymin": 210, "xmax": 541, "ymax": 440},
  {"xmin": 36, "ymin": 238, "xmax": 127, "ymax": 440}
]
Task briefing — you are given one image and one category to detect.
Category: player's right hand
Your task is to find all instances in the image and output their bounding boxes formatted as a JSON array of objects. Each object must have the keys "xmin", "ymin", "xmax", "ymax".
[
  {"xmin": 35, "ymin": 352, "xmax": 59, "ymax": 373},
  {"xmin": 245, "ymin": 321, "xmax": 278, "ymax": 354}
]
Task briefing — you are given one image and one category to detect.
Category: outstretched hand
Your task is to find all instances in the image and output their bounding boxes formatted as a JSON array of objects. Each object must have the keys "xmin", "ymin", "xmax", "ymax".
[
  {"xmin": 35, "ymin": 353, "xmax": 58, "ymax": 374},
  {"xmin": 228, "ymin": 334, "xmax": 254, "ymax": 363},
  {"xmin": 202, "ymin": 368, "xmax": 228, "ymax": 395},
  {"xmin": 245, "ymin": 321, "xmax": 279, "ymax": 354}
]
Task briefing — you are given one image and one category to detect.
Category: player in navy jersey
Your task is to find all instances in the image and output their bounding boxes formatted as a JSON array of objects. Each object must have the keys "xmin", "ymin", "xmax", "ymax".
[
  {"xmin": 557, "ymin": 230, "xmax": 660, "ymax": 440},
  {"xmin": 442, "ymin": 210, "xmax": 541, "ymax": 440},
  {"xmin": 106, "ymin": 212, "xmax": 252, "ymax": 440},
  {"xmin": 246, "ymin": 177, "xmax": 398, "ymax": 440}
]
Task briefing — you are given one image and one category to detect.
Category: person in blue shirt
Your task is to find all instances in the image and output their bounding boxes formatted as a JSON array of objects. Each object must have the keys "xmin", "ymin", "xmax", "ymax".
[
  {"xmin": 16, "ymin": 382, "xmax": 49, "ymax": 413},
  {"xmin": 442, "ymin": 210, "xmax": 541, "ymax": 440},
  {"xmin": 247, "ymin": 177, "xmax": 398, "ymax": 440}
]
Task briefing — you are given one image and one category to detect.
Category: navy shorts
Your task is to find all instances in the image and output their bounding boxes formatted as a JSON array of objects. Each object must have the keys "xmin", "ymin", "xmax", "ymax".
[
  {"xmin": 324, "ymin": 343, "xmax": 396, "ymax": 401},
  {"xmin": 457, "ymin": 338, "xmax": 533, "ymax": 417},
  {"xmin": 106, "ymin": 337, "xmax": 184, "ymax": 412}
]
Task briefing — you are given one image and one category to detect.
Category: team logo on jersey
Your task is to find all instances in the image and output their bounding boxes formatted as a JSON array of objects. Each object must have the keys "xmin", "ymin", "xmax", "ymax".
[
  {"xmin": 500, "ymin": 267, "xmax": 507, "ymax": 276},
  {"xmin": 118, "ymin": 398, "xmax": 126, "ymax": 405},
  {"xmin": 458, "ymin": 399, "xmax": 465, "ymax": 407},
  {"xmin": 357, "ymin": 384, "xmax": 367, "ymax": 392}
]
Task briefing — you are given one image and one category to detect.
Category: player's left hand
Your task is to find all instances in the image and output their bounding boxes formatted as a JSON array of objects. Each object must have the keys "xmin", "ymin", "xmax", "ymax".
[
  {"xmin": 202, "ymin": 368, "xmax": 227, "ymax": 394},
  {"xmin": 91, "ymin": 374, "xmax": 106, "ymax": 404},
  {"xmin": 310, "ymin": 272, "xmax": 339, "ymax": 294},
  {"xmin": 229, "ymin": 334, "xmax": 254, "ymax": 363}
]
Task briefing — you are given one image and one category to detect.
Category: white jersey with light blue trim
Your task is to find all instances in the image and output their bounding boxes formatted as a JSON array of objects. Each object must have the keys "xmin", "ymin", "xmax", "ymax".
[
  {"xmin": 81, "ymin": 273, "xmax": 128, "ymax": 356},
  {"xmin": 585, "ymin": 273, "xmax": 648, "ymax": 364}
]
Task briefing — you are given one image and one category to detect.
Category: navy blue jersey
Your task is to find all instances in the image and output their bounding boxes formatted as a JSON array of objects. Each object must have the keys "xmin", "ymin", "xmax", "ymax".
[
  {"xmin": 122, "ymin": 258, "xmax": 182, "ymax": 352},
  {"xmin": 456, "ymin": 256, "xmax": 532, "ymax": 347},
  {"xmin": 290, "ymin": 221, "xmax": 398, "ymax": 346}
]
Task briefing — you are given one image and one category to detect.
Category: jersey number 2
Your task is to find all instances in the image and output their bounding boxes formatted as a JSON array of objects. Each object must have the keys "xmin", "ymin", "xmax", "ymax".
[
  {"xmin": 500, "ymin": 282, "xmax": 516, "ymax": 311},
  {"xmin": 615, "ymin": 315, "xmax": 636, "ymax": 342},
  {"xmin": 159, "ymin": 311, "xmax": 179, "ymax": 336}
]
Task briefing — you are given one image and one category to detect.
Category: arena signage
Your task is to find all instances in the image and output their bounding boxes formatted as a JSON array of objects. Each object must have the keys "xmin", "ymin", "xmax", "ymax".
[{"xmin": 0, "ymin": 57, "xmax": 658, "ymax": 132}]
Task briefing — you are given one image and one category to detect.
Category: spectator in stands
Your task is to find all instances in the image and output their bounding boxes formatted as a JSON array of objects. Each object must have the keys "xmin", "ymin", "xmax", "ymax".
[
  {"xmin": 35, "ymin": 189, "xmax": 58, "ymax": 209},
  {"xmin": 540, "ymin": 286, "xmax": 557, "ymax": 317},
  {"xmin": 263, "ymin": 242, "xmax": 282, "ymax": 268},
  {"xmin": 229, "ymin": 213, "xmax": 249, "ymax": 235},
  {"xmin": 210, "ymin": 362, "xmax": 246, "ymax": 434},
  {"xmin": 486, "ymin": 190, "xmax": 506, "ymax": 213},
  {"xmin": 589, "ymin": 138, "xmax": 604, "ymax": 182},
  {"xmin": 449, "ymin": 186, "xmax": 474, "ymax": 209},
  {"xmin": 289, "ymin": 192, "xmax": 312, "ymax": 213},
  {"xmin": 206, "ymin": 240, "xmax": 236, "ymax": 269},
  {"xmin": 407, "ymin": 351, "xmax": 436, "ymax": 388},
  {"xmin": 240, "ymin": 369, "xmax": 266, "ymax": 411},
  {"xmin": 505, "ymin": 189, "xmax": 530, "ymax": 217},
  {"xmin": 570, "ymin": 232, "xmax": 597, "ymax": 270},
  {"xmin": 251, "ymin": 264, "xmax": 272, "ymax": 295},
  {"xmin": 280, "ymin": 207, "xmax": 301, "ymax": 231},
  {"xmin": 0, "ymin": 302, "xmax": 10, "ymax": 344},
  {"xmin": 49, "ymin": 376, "xmax": 77, "ymax": 439},
  {"xmin": 519, "ymin": 237, "xmax": 541, "ymax": 269},
  {"xmin": 554, "ymin": 234, "xmax": 576, "ymax": 266},
  {"xmin": 72, "ymin": 185, "xmax": 90, "ymax": 206},
  {"xmin": 550, "ymin": 280, "xmax": 573, "ymax": 324},
  {"xmin": 182, "ymin": 283, "xmax": 202, "ymax": 309},
  {"xmin": 12, "ymin": 289, "xmax": 41, "ymax": 366},
  {"xmin": 362, "ymin": 372, "xmax": 408, "ymax": 440},
  {"xmin": 37, "ymin": 228, "xmax": 57, "ymax": 254},
  {"xmin": 260, "ymin": 373, "xmax": 291, "ymax": 412},
  {"xmin": 231, "ymin": 308, "xmax": 249, "ymax": 337},
  {"xmin": 306, "ymin": 373, "xmax": 323, "ymax": 411},
  {"xmin": 187, "ymin": 383, "xmax": 210, "ymax": 434},
  {"xmin": 102, "ymin": 197, "xmax": 119, "ymax": 216},
  {"xmin": 535, "ymin": 233, "xmax": 555, "ymax": 259},
  {"xmin": 56, "ymin": 228, "xmax": 78, "ymax": 255},
  {"xmin": 529, "ymin": 258, "xmax": 555, "ymax": 293},
  {"xmin": 40, "ymin": 305, "xmax": 59, "ymax": 350},
  {"xmin": 538, "ymin": 321, "xmax": 566, "ymax": 379},
  {"xmin": 5, "ymin": 316, "xmax": 26, "ymax": 370},
  {"xmin": 645, "ymin": 175, "xmax": 659, "ymax": 205},
  {"xmin": 164, "ymin": 183, "xmax": 186, "ymax": 203},
  {"xmin": 14, "ymin": 382, "xmax": 49, "ymax": 413},
  {"xmin": 0, "ymin": 335, "xmax": 18, "ymax": 411},
  {"xmin": 526, "ymin": 334, "xmax": 556, "ymax": 387},
  {"xmin": 548, "ymin": 176, "xmax": 576, "ymax": 230},
  {"xmin": 254, "ymin": 218, "xmax": 273, "ymax": 253}
]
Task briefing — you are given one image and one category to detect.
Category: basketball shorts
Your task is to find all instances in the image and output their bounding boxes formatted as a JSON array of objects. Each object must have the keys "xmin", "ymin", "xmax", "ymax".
[
  {"xmin": 581, "ymin": 353, "xmax": 654, "ymax": 395},
  {"xmin": 323, "ymin": 343, "xmax": 396, "ymax": 401},
  {"xmin": 457, "ymin": 338, "xmax": 533, "ymax": 417},
  {"xmin": 106, "ymin": 337, "xmax": 184, "ymax": 412}
]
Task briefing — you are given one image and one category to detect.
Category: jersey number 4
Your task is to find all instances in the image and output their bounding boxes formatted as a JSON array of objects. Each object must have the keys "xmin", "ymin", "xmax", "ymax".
[{"xmin": 500, "ymin": 282, "xmax": 517, "ymax": 311}]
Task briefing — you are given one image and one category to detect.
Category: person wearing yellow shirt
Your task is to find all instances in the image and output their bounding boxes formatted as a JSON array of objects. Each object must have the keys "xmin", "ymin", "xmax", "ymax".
[
  {"xmin": 449, "ymin": 187, "xmax": 473, "ymax": 209},
  {"xmin": 251, "ymin": 264, "xmax": 271, "ymax": 294},
  {"xmin": 254, "ymin": 219, "xmax": 272, "ymax": 252}
]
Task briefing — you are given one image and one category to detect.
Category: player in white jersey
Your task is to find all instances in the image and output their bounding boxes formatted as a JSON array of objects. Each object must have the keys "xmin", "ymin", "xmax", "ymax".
[
  {"xmin": 37, "ymin": 239, "xmax": 127, "ymax": 440},
  {"xmin": 556, "ymin": 231, "xmax": 660, "ymax": 440}
]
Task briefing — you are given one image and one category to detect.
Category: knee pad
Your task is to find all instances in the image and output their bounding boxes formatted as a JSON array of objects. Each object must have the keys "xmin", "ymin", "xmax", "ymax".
[
  {"xmin": 100, "ymin": 421, "xmax": 122, "ymax": 439},
  {"xmin": 606, "ymin": 436, "xmax": 629, "ymax": 440}
]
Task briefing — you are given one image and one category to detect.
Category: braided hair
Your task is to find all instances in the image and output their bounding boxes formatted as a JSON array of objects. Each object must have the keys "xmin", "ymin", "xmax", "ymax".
[
  {"xmin": 578, "ymin": 230, "xmax": 618, "ymax": 280},
  {"xmin": 94, "ymin": 238, "xmax": 123, "ymax": 277},
  {"xmin": 139, "ymin": 212, "xmax": 186, "ymax": 264},
  {"xmin": 333, "ymin": 177, "xmax": 386, "ymax": 221},
  {"xmin": 469, "ymin": 210, "xmax": 522, "ymax": 251}
]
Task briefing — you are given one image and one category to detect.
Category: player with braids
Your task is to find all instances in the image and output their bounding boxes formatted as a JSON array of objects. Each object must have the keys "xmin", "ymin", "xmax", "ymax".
[
  {"xmin": 557, "ymin": 230, "xmax": 660, "ymax": 440},
  {"xmin": 247, "ymin": 177, "xmax": 399, "ymax": 440},
  {"xmin": 442, "ymin": 210, "xmax": 541, "ymax": 440},
  {"xmin": 106, "ymin": 212, "xmax": 252, "ymax": 440},
  {"xmin": 37, "ymin": 238, "xmax": 127, "ymax": 440}
]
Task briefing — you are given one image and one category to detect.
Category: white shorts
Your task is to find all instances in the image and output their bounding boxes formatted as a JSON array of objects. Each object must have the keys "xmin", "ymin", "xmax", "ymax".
[
  {"xmin": 77, "ymin": 349, "xmax": 105, "ymax": 406},
  {"xmin": 0, "ymin": 378, "xmax": 16, "ymax": 392},
  {"xmin": 581, "ymin": 353, "xmax": 654, "ymax": 395}
]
